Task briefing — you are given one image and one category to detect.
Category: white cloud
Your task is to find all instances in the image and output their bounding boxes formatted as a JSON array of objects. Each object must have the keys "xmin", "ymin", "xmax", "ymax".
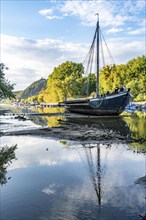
[
  {"xmin": 38, "ymin": 7, "xmax": 62, "ymax": 20},
  {"xmin": 108, "ymin": 40, "xmax": 145, "ymax": 64},
  {"xmin": 60, "ymin": 0, "xmax": 115, "ymax": 27},
  {"xmin": 38, "ymin": 1, "xmax": 131, "ymax": 27},
  {"xmin": 1, "ymin": 32, "xmax": 144, "ymax": 90},
  {"xmin": 107, "ymin": 28, "xmax": 123, "ymax": 34},
  {"xmin": 58, "ymin": 0, "xmax": 145, "ymax": 28},
  {"xmin": 128, "ymin": 27, "xmax": 145, "ymax": 35},
  {"xmin": 1, "ymin": 34, "xmax": 87, "ymax": 90},
  {"xmin": 46, "ymin": 15, "xmax": 63, "ymax": 20},
  {"xmin": 1, "ymin": 0, "xmax": 145, "ymax": 91},
  {"xmin": 38, "ymin": 8, "xmax": 53, "ymax": 16}
]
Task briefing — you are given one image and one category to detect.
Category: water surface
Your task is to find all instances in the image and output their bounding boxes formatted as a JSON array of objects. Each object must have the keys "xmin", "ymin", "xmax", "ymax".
[{"xmin": 0, "ymin": 105, "xmax": 146, "ymax": 220}]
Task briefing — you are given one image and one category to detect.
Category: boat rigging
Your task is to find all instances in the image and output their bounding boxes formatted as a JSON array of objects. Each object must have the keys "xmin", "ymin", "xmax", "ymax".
[{"xmin": 60, "ymin": 14, "xmax": 132, "ymax": 116}]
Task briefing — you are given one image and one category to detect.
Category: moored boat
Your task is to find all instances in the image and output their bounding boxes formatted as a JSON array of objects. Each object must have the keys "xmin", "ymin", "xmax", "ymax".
[
  {"xmin": 64, "ymin": 89, "xmax": 131, "ymax": 116},
  {"xmin": 61, "ymin": 14, "xmax": 132, "ymax": 115}
]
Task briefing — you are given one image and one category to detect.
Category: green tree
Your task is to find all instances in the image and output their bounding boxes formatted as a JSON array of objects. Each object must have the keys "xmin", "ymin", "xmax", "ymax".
[
  {"xmin": 44, "ymin": 61, "xmax": 85, "ymax": 102},
  {"xmin": 0, "ymin": 63, "xmax": 15, "ymax": 100},
  {"xmin": 99, "ymin": 56, "xmax": 146, "ymax": 101},
  {"xmin": 81, "ymin": 73, "xmax": 96, "ymax": 96}
]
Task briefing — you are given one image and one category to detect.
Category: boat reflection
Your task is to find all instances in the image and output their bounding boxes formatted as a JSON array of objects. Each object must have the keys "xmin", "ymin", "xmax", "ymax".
[
  {"xmin": 64, "ymin": 116, "xmax": 131, "ymax": 138},
  {"xmin": 76, "ymin": 142, "xmax": 146, "ymax": 207},
  {"xmin": 3, "ymin": 104, "xmax": 145, "ymax": 142},
  {"xmin": 84, "ymin": 144, "xmax": 102, "ymax": 205}
]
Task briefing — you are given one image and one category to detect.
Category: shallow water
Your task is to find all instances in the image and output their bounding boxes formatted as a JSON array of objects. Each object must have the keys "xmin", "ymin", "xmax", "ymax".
[{"xmin": 0, "ymin": 105, "xmax": 146, "ymax": 220}]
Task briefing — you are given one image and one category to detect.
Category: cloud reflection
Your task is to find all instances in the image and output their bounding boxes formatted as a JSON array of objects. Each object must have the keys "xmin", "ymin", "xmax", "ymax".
[
  {"xmin": 1, "ymin": 136, "xmax": 145, "ymax": 173},
  {"xmin": 1, "ymin": 136, "xmax": 81, "ymax": 170},
  {"xmin": 1, "ymin": 136, "xmax": 145, "ymax": 220},
  {"xmin": 42, "ymin": 184, "xmax": 56, "ymax": 195}
]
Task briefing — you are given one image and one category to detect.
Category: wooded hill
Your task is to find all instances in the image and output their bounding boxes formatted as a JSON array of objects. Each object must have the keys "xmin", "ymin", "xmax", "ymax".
[
  {"xmin": 16, "ymin": 78, "xmax": 46, "ymax": 100},
  {"xmin": 22, "ymin": 55, "xmax": 146, "ymax": 103}
]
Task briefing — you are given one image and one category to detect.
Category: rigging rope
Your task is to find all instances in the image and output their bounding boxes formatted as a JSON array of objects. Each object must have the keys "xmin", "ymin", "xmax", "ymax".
[
  {"xmin": 82, "ymin": 27, "xmax": 97, "ymax": 96},
  {"xmin": 99, "ymin": 31, "xmax": 105, "ymax": 68},
  {"xmin": 82, "ymin": 26, "xmax": 115, "ymax": 97},
  {"xmin": 83, "ymin": 28, "xmax": 97, "ymax": 68},
  {"xmin": 99, "ymin": 28, "xmax": 115, "ymax": 65}
]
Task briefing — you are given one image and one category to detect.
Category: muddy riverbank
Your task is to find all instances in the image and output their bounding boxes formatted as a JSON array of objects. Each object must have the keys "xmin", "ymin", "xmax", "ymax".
[
  {"xmin": 1, "ymin": 113, "xmax": 145, "ymax": 145},
  {"xmin": 0, "ymin": 105, "xmax": 146, "ymax": 146}
]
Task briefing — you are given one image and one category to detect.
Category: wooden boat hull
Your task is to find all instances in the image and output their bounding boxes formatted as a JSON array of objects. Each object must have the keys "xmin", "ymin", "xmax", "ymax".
[{"xmin": 63, "ymin": 91, "xmax": 132, "ymax": 116}]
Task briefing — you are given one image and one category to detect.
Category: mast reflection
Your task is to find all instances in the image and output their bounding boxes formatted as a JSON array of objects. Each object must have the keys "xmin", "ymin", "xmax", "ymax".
[{"xmin": 84, "ymin": 144, "xmax": 102, "ymax": 205}]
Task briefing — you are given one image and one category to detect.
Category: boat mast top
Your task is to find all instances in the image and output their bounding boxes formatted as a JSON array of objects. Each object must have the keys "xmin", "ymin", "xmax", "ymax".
[{"xmin": 96, "ymin": 13, "xmax": 100, "ymax": 96}]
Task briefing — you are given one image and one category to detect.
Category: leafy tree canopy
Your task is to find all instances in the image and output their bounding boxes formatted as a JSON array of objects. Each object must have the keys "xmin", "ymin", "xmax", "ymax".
[
  {"xmin": 40, "ymin": 61, "xmax": 96, "ymax": 102},
  {"xmin": 100, "ymin": 55, "xmax": 146, "ymax": 101},
  {"xmin": 0, "ymin": 63, "xmax": 15, "ymax": 100}
]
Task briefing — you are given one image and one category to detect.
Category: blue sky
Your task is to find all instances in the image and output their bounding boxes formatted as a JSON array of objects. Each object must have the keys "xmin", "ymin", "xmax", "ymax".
[{"xmin": 1, "ymin": 0, "xmax": 145, "ymax": 90}]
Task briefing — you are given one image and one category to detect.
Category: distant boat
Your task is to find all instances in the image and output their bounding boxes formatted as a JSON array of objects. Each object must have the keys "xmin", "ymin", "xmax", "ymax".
[{"xmin": 61, "ymin": 14, "xmax": 132, "ymax": 116}]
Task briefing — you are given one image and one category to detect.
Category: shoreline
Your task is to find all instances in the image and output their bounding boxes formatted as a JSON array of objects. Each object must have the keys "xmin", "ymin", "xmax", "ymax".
[{"xmin": 1, "ymin": 121, "xmax": 145, "ymax": 145}]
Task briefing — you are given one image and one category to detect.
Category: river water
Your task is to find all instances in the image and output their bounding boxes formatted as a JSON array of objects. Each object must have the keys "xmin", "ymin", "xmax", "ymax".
[{"xmin": 0, "ymin": 105, "xmax": 146, "ymax": 220}]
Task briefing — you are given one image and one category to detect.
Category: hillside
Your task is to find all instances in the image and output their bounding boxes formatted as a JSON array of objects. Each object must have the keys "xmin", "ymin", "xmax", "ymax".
[
  {"xmin": 16, "ymin": 78, "xmax": 46, "ymax": 99},
  {"xmin": 14, "ymin": 90, "xmax": 23, "ymax": 99}
]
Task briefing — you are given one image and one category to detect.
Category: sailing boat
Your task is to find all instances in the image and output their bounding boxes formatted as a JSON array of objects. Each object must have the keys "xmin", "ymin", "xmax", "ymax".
[{"xmin": 61, "ymin": 14, "xmax": 132, "ymax": 116}]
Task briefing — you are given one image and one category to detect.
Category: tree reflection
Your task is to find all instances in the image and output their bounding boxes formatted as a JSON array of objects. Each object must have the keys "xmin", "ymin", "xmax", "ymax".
[
  {"xmin": 29, "ymin": 107, "xmax": 64, "ymax": 127},
  {"xmin": 0, "ymin": 145, "xmax": 17, "ymax": 185},
  {"xmin": 123, "ymin": 113, "xmax": 146, "ymax": 140}
]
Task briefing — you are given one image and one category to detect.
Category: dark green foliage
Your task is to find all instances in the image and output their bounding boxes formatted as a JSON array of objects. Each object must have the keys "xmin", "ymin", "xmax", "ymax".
[
  {"xmin": 39, "ymin": 61, "xmax": 96, "ymax": 102},
  {"xmin": 100, "ymin": 56, "xmax": 146, "ymax": 101},
  {"xmin": 0, "ymin": 63, "xmax": 15, "ymax": 100},
  {"xmin": 83, "ymin": 73, "xmax": 96, "ymax": 96},
  {"xmin": 0, "ymin": 145, "xmax": 17, "ymax": 185}
]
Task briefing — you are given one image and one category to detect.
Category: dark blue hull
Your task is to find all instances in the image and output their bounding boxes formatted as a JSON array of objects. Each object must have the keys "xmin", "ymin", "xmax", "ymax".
[{"xmin": 63, "ymin": 91, "xmax": 132, "ymax": 116}]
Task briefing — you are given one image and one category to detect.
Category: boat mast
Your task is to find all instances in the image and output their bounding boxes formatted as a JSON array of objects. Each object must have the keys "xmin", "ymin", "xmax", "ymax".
[{"xmin": 96, "ymin": 13, "xmax": 100, "ymax": 96}]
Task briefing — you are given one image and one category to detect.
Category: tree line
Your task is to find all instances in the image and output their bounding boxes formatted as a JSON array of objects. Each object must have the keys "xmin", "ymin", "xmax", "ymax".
[
  {"xmin": 0, "ymin": 55, "xmax": 146, "ymax": 102},
  {"xmin": 0, "ymin": 63, "xmax": 15, "ymax": 100},
  {"xmin": 35, "ymin": 55, "xmax": 146, "ymax": 103},
  {"xmin": 100, "ymin": 55, "xmax": 146, "ymax": 101}
]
